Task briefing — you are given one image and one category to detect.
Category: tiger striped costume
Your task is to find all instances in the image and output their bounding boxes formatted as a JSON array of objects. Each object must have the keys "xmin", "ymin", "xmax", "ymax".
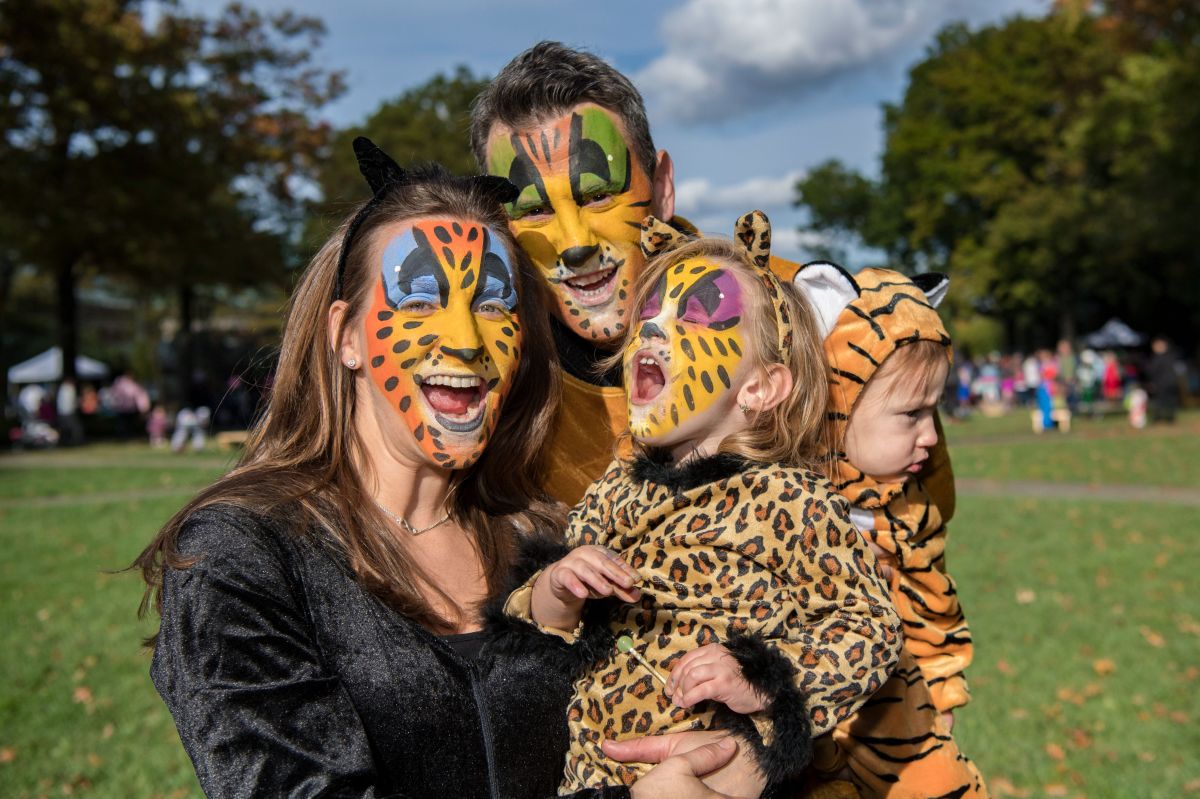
[{"xmin": 794, "ymin": 264, "xmax": 988, "ymax": 798}]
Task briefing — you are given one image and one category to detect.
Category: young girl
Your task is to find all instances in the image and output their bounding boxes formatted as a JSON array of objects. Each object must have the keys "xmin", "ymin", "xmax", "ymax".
[
  {"xmin": 504, "ymin": 212, "xmax": 903, "ymax": 794},
  {"xmin": 795, "ymin": 263, "xmax": 987, "ymax": 798}
]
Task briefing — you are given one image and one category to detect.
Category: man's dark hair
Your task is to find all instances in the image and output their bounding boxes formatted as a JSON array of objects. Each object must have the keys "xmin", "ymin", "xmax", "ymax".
[{"xmin": 470, "ymin": 41, "xmax": 658, "ymax": 179}]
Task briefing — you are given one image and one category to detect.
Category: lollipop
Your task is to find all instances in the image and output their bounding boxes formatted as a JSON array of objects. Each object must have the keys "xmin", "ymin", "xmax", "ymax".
[{"xmin": 616, "ymin": 635, "xmax": 667, "ymax": 686}]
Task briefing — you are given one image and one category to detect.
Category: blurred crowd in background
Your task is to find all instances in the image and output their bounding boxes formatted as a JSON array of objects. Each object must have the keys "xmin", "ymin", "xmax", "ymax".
[{"xmin": 945, "ymin": 337, "xmax": 1191, "ymax": 432}]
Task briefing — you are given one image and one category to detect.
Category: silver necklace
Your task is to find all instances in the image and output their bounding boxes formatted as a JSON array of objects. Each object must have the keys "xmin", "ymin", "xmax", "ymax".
[{"xmin": 375, "ymin": 500, "xmax": 452, "ymax": 536}]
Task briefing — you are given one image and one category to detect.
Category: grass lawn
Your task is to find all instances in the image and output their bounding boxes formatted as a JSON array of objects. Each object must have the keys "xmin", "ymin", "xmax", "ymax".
[
  {"xmin": 945, "ymin": 409, "xmax": 1200, "ymax": 488},
  {"xmin": 1, "ymin": 431, "xmax": 1197, "ymax": 797}
]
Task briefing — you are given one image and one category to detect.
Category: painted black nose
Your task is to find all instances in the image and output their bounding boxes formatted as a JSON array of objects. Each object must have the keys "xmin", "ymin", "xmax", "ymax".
[
  {"xmin": 639, "ymin": 321, "xmax": 666, "ymax": 341},
  {"xmin": 441, "ymin": 345, "xmax": 483, "ymax": 362},
  {"xmin": 560, "ymin": 245, "xmax": 599, "ymax": 270}
]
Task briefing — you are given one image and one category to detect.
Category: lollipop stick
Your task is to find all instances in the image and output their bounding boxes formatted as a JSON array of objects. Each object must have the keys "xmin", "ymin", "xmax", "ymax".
[{"xmin": 616, "ymin": 635, "xmax": 667, "ymax": 686}]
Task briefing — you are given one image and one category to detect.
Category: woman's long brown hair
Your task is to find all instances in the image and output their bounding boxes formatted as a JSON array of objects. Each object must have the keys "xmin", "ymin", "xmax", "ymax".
[{"xmin": 135, "ymin": 168, "xmax": 563, "ymax": 635}]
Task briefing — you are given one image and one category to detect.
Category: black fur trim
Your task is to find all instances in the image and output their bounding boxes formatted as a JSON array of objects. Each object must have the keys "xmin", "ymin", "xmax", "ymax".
[
  {"xmin": 629, "ymin": 450, "xmax": 752, "ymax": 492},
  {"xmin": 482, "ymin": 534, "xmax": 618, "ymax": 676},
  {"xmin": 710, "ymin": 633, "xmax": 812, "ymax": 792}
]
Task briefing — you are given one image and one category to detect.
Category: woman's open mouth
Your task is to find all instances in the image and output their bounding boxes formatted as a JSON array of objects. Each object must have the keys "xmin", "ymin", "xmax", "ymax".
[
  {"xmin": 563, "ymin": 265, "xmax": 619, "ymax": 307},
  {"xmin": 629, "ymin": 351, "xmax": 666, "ymax": 405},
  {"xmin": 417, "ymin": 374, "xmax": 489, "ymax": 432}
]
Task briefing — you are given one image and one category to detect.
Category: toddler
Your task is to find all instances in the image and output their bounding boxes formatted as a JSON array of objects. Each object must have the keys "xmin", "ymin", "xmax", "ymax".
[
  {"xmin": 505, "ymin": 213, "xmax": 902, "ymax": 793},
  {"xmin": 795, "ymin": 263, "xmax": 987, "ymax": 798}
]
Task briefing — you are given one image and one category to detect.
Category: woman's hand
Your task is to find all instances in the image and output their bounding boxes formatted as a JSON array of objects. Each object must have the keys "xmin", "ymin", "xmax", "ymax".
[
  {"xmin": 530, "ymin": 546, "xmax": 641, "ymax": 631},
  {"xmin": 605, "ymin": 730, "xmax": 766, "ymax": 799},
  {"xmin": 666, "ymin": 644, "xmax": 767, "ymax": 714}
]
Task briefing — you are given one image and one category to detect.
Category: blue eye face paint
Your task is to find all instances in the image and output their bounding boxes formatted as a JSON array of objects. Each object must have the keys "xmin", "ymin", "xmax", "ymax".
[{"xmin": 364, "ymin": 219, "xmax": 524, "ymax": 470}]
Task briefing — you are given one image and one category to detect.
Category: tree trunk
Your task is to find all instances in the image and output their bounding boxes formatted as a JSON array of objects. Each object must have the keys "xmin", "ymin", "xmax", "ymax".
[
  {"xmin": 57, "ymin": 259, "xmax": 79, "ymax": 384},
  {"xmin": 178, "ymin": 283, "xmax": 194, "ymax": 405}
]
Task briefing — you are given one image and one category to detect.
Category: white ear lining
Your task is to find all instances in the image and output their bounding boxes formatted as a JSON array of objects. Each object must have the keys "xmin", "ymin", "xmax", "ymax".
[
  {"xmin": 793, "ymin": 262, "xmax": 860, "ymax": 340},
  {"xmin": 917, "ymin": 274, "xmax": 950, "ymax": 309}
]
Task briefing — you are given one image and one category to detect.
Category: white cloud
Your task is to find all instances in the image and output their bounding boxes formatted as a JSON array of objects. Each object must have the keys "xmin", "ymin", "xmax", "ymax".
[
  {"xmin": 673, "ymin": 170, "xmax": 805, "ymax": 218},
  {"xmin": 637, "ymin": 0, "xmax": 1039, "ymax": 123}
]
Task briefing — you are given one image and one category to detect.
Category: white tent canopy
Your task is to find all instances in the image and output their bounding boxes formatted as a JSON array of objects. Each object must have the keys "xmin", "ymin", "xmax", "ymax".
[
  {"xmin": 7, "ymin": 347, "xmax": 110, "ymax": 384},
  {"xmin": 1083, "ymin": 318, "xmax": 1144, "ymax": 349}
]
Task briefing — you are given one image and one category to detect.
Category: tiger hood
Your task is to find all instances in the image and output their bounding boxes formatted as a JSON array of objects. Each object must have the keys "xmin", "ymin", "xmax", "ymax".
[{"xmin": 794, "ymin": 263, "xmax": 951, "ymax": 508}]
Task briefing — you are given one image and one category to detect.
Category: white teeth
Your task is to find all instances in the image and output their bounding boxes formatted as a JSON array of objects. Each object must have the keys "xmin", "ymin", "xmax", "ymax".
[
  {"xmin": 423, "ymin": 374, "xmax": 483, "ymax": 388},
  {"xmin": 640, "ymin": 357, "xmax": 656, "ymax": 366}
]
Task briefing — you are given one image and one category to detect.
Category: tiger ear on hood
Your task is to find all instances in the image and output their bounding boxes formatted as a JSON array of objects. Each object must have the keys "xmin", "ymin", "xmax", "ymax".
[
  {"xmin": 911, "ymin": 272, "xmax": 950, "ymax": 309},
  {"xmin": 793, "ymin": 260, "xmax": 860, "ymax": 340}
]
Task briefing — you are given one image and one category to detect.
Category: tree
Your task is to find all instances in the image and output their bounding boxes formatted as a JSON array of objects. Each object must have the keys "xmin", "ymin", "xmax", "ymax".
[
  {"xmin": 306, "ymin": 66, "xmax": 489, "ymax": 245},
  {"xmin": 0, "ymin": 0, "xmax": 344, "ymax": 389},
  {"xmin": 794, "ymin": 7, "xmax": 1200, "ymax": 349}
]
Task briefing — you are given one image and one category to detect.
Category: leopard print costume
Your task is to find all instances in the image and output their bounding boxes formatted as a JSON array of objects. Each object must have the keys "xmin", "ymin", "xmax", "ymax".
[
  {"xmin": 795, "ymin": 263, "xmax": 988, "ymax": 798},
  {"xmin": 506, "ymin": 453, "xmax": 902, "ymax": 791}
]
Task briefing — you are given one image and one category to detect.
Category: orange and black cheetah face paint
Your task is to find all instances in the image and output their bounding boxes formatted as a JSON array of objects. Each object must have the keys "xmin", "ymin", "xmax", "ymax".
[
  {"xmin": 363, "ymin": 218, "xmax": 522, "ymax": 470},
  {"xmin": 486, "ymin": 103, "xmax": 654, "ymax": 345},
  {"xmin": 624, "ymin": 258, "xmax": 751, "ymax": 446}
]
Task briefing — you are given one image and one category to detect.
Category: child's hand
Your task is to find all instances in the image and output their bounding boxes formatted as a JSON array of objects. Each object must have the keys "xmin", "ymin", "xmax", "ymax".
[
  {"xmin": 531, "ymin": 546, "xmax": 641, "ymax": 631},
  {"xmin": 941, "ymin": 711, "xmax": 955, "ymax": 732},
  {"xmin": 666, "ymin": 644, "xmax": 767, "ymax": 714}
]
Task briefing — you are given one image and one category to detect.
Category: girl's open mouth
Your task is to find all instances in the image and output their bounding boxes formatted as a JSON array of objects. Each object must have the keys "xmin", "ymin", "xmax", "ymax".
[
  {"xmin": 417, "ymin": 374, "xmax": 489, "ymax": 432},
  {"xmin": 630, "ymin": 352, "xmax": 666, "ymax": 405}
]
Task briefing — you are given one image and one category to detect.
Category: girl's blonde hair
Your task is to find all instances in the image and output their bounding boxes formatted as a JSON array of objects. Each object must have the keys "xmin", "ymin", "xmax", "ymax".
[{"xmin": 607, "ymin": 237, "xmax": 830, "ymax": 469}]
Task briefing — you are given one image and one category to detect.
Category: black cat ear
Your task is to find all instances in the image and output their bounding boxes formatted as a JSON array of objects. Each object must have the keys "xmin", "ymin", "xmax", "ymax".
[
  {"xmin": 911, "ymin": 272, "xmax": 950, "ymax": 308},
  {"xmin": 352, "ymin": 136, "xmax": 407, "ymax": 196},
  {"xmin": 471, "ymin": 174, "xmax": 519, "ymax": 205}
]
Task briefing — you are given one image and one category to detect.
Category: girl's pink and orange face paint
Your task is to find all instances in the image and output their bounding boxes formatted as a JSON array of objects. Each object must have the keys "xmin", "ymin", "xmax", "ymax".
[
  {"xmin": 362, "ymin": 218, "xmax": 522, "ymax": 469},
  {"xmin": 624, "ymin": 258, "xmax": 750, "ymax": 446}
]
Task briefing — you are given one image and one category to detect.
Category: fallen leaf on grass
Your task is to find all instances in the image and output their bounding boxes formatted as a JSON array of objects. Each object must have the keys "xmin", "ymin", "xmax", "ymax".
[
  {"xmin": 101, "ymin": 723, "xmax": 114, "ymax": 740},
  {"xmin": 996, "ymin": 659, "xmax": 1015, "ymax": 676},
  {"xmin": 1069, "ymin": 728, "xmax": 1093, "ymax": 749},
  {"xmin": 1046, "ymin": 743, "xmax": 1066, "ymax": 761},
  {"xmin": 1057, "ymin": 687, "xmax": 1085, "ymax": 705},
  {"xmin": 1176, "ymin": 614, "xmax": 1200, "ymax": 636},
  {"xmin": 1016, "ymin": 588, "xmax": 1036, "ymax": 604},
  {"xmin": 1184, "ymin": 666, "xmax": 1199, "ymax": 683},
  {"xmin": 1170, "ymin": 711, "xmax": 1189, "ymax": 724},
  {"xmin": 72, "ymin": 686, "xmax": 92, "ymax": 705},
  {"xmin": 1137, "ymin": 751, "xmax": 1156, "ymax": 763},
  {"xmin": 1043, "ymin": 783, "xmax": 1068, "ymax": 796},
  {"xmin": 0, "ymin": 747, "xmax": 14, "ymax": 763},
  {"xmin": 988, "ymin": 776, "xmax": 1030, "ymax": 797},
  {"xmin": 1140, "ymin": 627, "xmax": 1166, "ymax": 648},
  {"xmin": 1092, "ymin": 658, "xmax": 1116, "ymax": 676},
  {"xmin": 1183, "ymin": 777, "xmax": 1200, "ymax": 792}
]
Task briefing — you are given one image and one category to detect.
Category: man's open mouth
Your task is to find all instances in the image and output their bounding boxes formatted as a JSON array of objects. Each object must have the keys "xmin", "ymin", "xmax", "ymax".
[
  {"xmin": 562, "ymin": 265, "xmax": 619, "ymax": 307},
  {"xmin": 629, "ymin": 351, "xmax": 666, "ymax": 405},
  {"xmin": 416, "ymin": 374, "xmax": 489, "ymax": 432}
]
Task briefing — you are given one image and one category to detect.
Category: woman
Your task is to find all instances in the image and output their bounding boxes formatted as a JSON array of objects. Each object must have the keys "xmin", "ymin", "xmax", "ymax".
[{"xmin": 136, "ymin": 139, "xmax": 751, "ymax": 798}]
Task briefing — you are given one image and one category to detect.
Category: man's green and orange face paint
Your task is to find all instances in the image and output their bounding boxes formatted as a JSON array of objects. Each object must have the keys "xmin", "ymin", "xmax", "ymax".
[
  {"xmin": 624, "ymin": 258, "xmax": 751, "ymax": 446},
  {"xmin": 363, "ymin": 218, "xmax": 522, "ymax": 469},
  {"xmin": 486, "ymin": 104, "xmax": 653, "ymax": 344}
]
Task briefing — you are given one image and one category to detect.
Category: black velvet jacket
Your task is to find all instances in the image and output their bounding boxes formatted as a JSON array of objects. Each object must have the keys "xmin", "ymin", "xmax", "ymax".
[{"xmin": 151, "ymin": 505, "xmax": 629, "ymax": 799}]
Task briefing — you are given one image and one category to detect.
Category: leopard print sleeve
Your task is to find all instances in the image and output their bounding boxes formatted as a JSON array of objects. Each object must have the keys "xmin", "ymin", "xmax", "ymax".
[
  {"xmin": 565, "ymin": 459, "xmax": 626, "ymax": 548},
  {"xmin": 778, "ymin": 483, "xmax": 903, "ymax": 737},
  {"xmin": 502, "ymin": 461, "xmax": 628, "ymax": 642}
]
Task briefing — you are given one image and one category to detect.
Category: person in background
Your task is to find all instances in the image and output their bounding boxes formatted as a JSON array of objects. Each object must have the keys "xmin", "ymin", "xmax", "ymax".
[
  {"xmin": 56, "ymin": 377, "xmax": 84, "ymax": 446},
  {"xmin": 1146, "ymin": 337, "xmax": 1181, "ymax": 423}
]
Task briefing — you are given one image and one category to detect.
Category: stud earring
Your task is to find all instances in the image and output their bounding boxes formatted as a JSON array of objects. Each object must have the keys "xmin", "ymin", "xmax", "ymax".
[
  {"xmin": 738, "ymin": 403, "xmax": 751, "ymax": 413},
  {"xmin": 346, "ymin": 358, "xmax": 357, "ymax": 369}
]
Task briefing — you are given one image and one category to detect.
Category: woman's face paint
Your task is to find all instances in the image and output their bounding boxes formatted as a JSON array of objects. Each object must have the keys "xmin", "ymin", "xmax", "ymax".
[
  {"xmin": 363, "ymin": 218, "xmax": 522, "ymax": 470},
  {"xmin": 485, "ymin": 103, "xmax": 653, "ymax": 345},
  {"xmin": 623, "ymin": 258, "xmax": 751, "ymax": 445}
]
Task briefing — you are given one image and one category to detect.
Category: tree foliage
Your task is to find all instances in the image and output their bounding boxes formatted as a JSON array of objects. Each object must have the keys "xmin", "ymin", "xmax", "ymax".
[
  {"xmin": 306, "ymin": 66, "xmax": 489, "ymax": 246},
  {"xmin": 794, "ymin": 4, "xmax": 1200, "ymax": 350},
  {"xmin": 0, "ymin": 0, "xmax": 344, "ymax": 385}
]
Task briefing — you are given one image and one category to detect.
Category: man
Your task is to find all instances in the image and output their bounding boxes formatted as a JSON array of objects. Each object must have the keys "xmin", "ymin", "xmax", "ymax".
[{"xmin": 471, "ymin": 42, "xmax": 954, "ymax": 519}]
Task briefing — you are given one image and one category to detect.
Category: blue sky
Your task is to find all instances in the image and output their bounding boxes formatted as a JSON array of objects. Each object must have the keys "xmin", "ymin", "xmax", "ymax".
[{"xmin": 189, "ymin": 0, "xmax": 1048, "ymax": 262}]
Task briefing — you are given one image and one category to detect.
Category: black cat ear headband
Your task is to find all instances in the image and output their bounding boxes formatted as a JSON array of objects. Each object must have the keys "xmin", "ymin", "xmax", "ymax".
[{"xmin": 333, "ymin": 137, "xmax": 520, "ymax": 300}]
